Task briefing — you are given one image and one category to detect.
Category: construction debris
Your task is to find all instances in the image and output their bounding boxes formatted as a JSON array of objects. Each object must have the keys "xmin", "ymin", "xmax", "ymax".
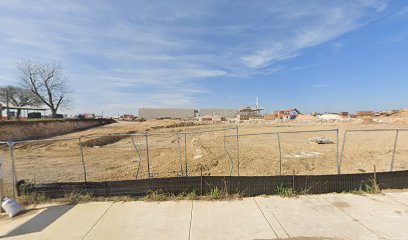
[
  {"xmin": 1, "ymin": 198, "xmax": 24, "ymax": 217},
  {"xmin": 309, "ymin": 137, "xmax": 334, "ymax": 144},
  {"xmin": 287, "ymin": 151, "xmax": 321, "ymax": 158}
]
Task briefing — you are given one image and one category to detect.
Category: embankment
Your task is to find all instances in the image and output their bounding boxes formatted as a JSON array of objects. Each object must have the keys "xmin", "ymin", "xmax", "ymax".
[{"xmin": 0, "ymin": 119, "xmax": 115, "ymax": 141}]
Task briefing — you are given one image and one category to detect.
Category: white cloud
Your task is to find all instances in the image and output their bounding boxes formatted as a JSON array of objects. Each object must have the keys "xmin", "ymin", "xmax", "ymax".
[
  {"xmin": 240, "ymin": 0, "xmax": 387, "ymax": 68},
  {"xmin": 313, "ymin": 84, "xmax": 329, "ymax": 88},
  {"xmin": 394, "ymin": 5, "xmax": 408, "ymax": 17},
  {"xmin": 0, "ymin": 0, "xmax": 388, "ymax": 114}
]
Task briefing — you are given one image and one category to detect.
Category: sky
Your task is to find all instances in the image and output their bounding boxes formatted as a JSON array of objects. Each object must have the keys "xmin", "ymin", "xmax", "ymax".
[{"xmin": 0, "ymin": 0, "xmax": 408, "ymax": 115}]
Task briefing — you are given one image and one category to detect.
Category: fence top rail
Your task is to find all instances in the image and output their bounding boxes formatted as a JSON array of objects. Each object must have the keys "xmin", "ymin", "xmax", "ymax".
[
  {"xmin": 345, "ymin": 129, "xmax": 408, "ymax": 133},
  {"xmin": 179, "ymin": 126, "xmax": 238, "ymax": 135},
  {"xmin": 79, "ymin": 133, "xmax": 147, "ymax": 139},
  {"xmin": 147, "ymin": 127, "xmax": 238, "ymax": 136},
  {"xmin": 9, "ymin": 137, "xmax": 81, "ymax": 144},
  {"xmin": 3, "ymin": 127, "xmax": 239, "ymax": 144},
  {"xmin": 226, "ymin": 132, "xmax": 278, "ymax": 137},
  {"xmin": 225, "ymin": 129, "xmax": 338, "ymax": 137}
]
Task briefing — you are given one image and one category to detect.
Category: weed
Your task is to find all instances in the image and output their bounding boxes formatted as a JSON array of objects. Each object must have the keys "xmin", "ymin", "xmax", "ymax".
[
  {"xmin": 17, "ymin": 192, "xmax": 49, "ymax": 205},
  {"xmin": 143, "ymin": 190, "xmax": 172, "ymax": 201},
  {"xmin": 187, "ymin": 190, "xmax": 197, "ymax": 200},
  {"xmin": 64, "ymin": 192, "xmax": 95, "ymax": 203},
  {"xmin": 348, "ymin": 190, "xmax": 364, "ymax": 195},
  {"xmin": 210, "ymin": 187, "xmax": 222, "ymax": 199},
  {"xmin": 275, "ymin": 185, "xmax": 297, "ymax": 198},
  {"xmin": 361, "ymin": 177, "xmax": 381, "ymax": 194}
]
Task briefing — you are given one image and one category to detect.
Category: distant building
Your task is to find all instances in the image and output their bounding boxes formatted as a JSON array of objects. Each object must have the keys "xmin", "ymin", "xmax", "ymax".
[
  {"xmin": 276, "ymin": 108, "xmax": 301, "ymax": 119},
  {"xmin": 199, "ymin": 108, "xmax": 237, "ymax": 118},
  {"xmin": 139, "ymin": 108, "xmax": 197, "ymax": 119},
  {"xmin": 238, "ymin": 106, "xmax": 264, "ymax": 120},
  {"xmin": 0, "ymin": 104, "xmax": 48, "ymax": 120},
  {"xmin": 121, "ymin": 114, "xmax": 137, "ymax": 121},
  {"xmin": 264, "ymin": 114, "xmax": 277, "ymax": 120},
  {"xmin": 78, "ymin": 113, "xmax": 95, "ymax": 119},
  {"xmin": 356, "ymin": 111, "xmax": 375, "ymax": 117}
]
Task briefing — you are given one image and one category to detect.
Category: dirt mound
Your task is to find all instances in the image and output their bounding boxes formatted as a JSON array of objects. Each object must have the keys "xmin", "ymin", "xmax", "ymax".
[
  {"xmin": 150, "ymin": 121, "xmax": 200, "ymax": 130},
  {"xmin": 296, "ymin": 114, "xmax": 316, "ymax": 121},
  {"xmin": 398, "ymin": 108, "xmax": 408, "ymax": 117},
  {"xmin": 359, "ymin": 118, "xmax": 375, "ymax": 124},
  {"xmin": 81, "ymin": 131, "xmax": 137, "ymax": 147}
]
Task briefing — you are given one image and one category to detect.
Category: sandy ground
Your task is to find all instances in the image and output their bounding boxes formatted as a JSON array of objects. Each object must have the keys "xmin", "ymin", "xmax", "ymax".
[{"xmin": 1, "ymin": 119, "xmax": 408, "ymax": 195}]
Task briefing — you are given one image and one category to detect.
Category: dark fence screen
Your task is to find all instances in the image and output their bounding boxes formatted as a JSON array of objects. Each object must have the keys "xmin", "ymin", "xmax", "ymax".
[{"xmin": 22, "ymin": 170, "xmax": 408, "ymax": 198}]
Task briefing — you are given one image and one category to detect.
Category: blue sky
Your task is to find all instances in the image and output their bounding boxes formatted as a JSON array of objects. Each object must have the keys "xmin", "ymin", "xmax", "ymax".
[{"xmin": 0, "ymin": 0, "xmax": 407, "ymax": 115}]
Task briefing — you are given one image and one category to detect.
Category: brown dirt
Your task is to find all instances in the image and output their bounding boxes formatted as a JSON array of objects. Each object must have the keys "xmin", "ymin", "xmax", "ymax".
[{"xmin": 1, "ymin": 119, "xmax": 408, "ymax": 196}]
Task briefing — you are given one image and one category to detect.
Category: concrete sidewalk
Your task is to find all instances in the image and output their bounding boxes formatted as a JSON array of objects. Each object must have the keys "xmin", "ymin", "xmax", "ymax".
[{"xmin": 0, "ymin": 192, "xmax": 407, "ymax": 240}]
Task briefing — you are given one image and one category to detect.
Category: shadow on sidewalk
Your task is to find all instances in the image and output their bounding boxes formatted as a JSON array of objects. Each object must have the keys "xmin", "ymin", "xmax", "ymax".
[{"xmin": 0, "ymin": 204, "xmax": 75, "ymax": 238}]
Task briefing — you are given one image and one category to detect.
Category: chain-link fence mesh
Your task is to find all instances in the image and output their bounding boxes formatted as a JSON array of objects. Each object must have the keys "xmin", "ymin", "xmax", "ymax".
[
  {"xmin": 231, "ymin": 130, "xmax": 338, "ymax": 176},
  {"xmin": 232, "ymin": 133, "xmax": 280, "ymax": 176},
  {"xmin": 394, "ymin": 130, "xmax": 408, "ymax": 171},
  {"xmin": 146, "ymin": 133, "xmax": 182, "ymax": 178},
  {"xmin": 80, "ymin": 134, "xmax": 147, "ymax": 181},
  {"xmin": 0, "ymin": 142, "xmax": 13, "ymax": 198},
  {"xmin": 3, "ymin": 127, "xmax": 408, "ymax": 195},
  {"xmin": 12, "ymin": 139, "xmax": 85, "ymax": 184},
  {"xmin": 340, "ymin": 130, "xmax": 397, "ymax": 173},
  {"xmin": 184, "ymin": 128, "xmax": 238, "ymax": 176},
  {"xmin": 279, "ymin": 130, "xmax": 338, "ymax": 175}
]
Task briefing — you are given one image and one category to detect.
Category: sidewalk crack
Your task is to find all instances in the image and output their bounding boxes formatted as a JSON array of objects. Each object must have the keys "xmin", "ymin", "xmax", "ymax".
[
  {"xmin": 253, "ymin": 198, "xmax": 288, "ymax": 239},
  {"xmin": 322, "ymin": 196, "xmax": 385, "ymax": 240},
  {"xmin": 81, "ymin": 202, "xmax": 114, "ymax": 240},
  {"xmin": 383, "ymin": 194, "xmax": 408, "ymax": 207},
  {"xmin": 188, "ymin": 201, "xmax": 194, "ymax": 240}
]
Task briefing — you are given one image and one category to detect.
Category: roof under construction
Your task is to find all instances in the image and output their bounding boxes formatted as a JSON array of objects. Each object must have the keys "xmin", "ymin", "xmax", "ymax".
[{"xmin": 239, "ymin": 106, "xmax": 264, "ymax": 115}]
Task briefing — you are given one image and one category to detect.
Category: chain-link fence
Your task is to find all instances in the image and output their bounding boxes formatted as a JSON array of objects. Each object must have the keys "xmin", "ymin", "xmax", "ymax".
[
  {"xmin": 12, "ymin": 138, "xmax": 86, "ymax": 183},
  {"xmin": 145, "ymin": 133, "xmax": 183, "ymax": 178},
  {"xmin": 228, "ymin": 129, "xmax": 339, "ymax": 176},
  {"xmin": 279, "ymin": 130, "xmax": 339, "ymax": 175},
  {"xmin": 3, "ymin": 127, "xmax": 408, "ymax": 199},
  {"xmin": 393, "ymin": 130, "xmax": 408, "ymax": 171},
  {"xmin": 340, "ymin": 129, "xmax": 408, "ymax": 173},
  {"xmin": 0, "ymin": 141, "xmax": 12, "ymax": 198},
  {"xmin": 0, "ymin": 127, "xmax": 239, "ymax": 198},
  {"xmin": 79, "ymin": 134, "xmax": 149, "ymax": 181},
  {"xmin": 182, "ymin": 127, "xmax": 238, "ymax": 177},
  {"xmin": 229, "ymin": 133, "xmax": 280, "ymax": 176}
]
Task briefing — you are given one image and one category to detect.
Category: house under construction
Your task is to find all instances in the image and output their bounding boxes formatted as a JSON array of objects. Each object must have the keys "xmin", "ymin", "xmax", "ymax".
[{"xmin": 238, "ymin": 97, "xmax": 264, "ymax": 120}]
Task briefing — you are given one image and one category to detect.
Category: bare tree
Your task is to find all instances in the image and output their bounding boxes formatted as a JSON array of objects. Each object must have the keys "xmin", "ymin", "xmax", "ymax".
[
  {"xmin": 0, "ymin": 86, "xmax": 42, "ymax": 107},
  {"xmin": 17, "ymin": 60, "xmax": 71, "ymax": 117}
]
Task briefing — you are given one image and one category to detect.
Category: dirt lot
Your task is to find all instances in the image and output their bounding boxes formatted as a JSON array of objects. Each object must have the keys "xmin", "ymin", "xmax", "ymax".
[{"xmin": 1, "ymin": 118, "xmax": 408, "ymax": 195}]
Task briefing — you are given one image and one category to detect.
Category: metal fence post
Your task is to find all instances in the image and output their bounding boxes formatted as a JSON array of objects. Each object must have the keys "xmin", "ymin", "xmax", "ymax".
[
  {"xmin": 223, "ymin": 133, "xmax": 234, "ymax": 176},
  {"xmin": 130, "ymin": 136, "xmax": 142, "ymax": 179},
  {"xmin": 390, "ymin": 129, "xmax": 399, "ymax": 171},
  {"xmin": 145, "ymin": 134, "xmax": 151, "ymax": 178},
  {"xmin": 78, "ymin": 138, "xmax": 87, "ymax": 182},
  {"xmin": 236, "ymin": 127, "xmax": 239, "ymax": 176},
  {"xmin": 184, "ymin": 133, "xmax": 188, "ymax": 176},
  {"xmin": 336, "ymin": 129, "xmax": 340, "ymax": 174},
  {"xmin": 176, "ymin": 133, "xmax": 183, "ymax": 177},
  {"xmin": 277, "ymin": 133, "xmax": 282, "ymax": 175},
  {"xmin": 7, "ymin": 141, "xmax": 16, "ymax": 199},
  {"xmin": 338, "ymin": 130, "xmax": 347, "ymax": 174}
]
